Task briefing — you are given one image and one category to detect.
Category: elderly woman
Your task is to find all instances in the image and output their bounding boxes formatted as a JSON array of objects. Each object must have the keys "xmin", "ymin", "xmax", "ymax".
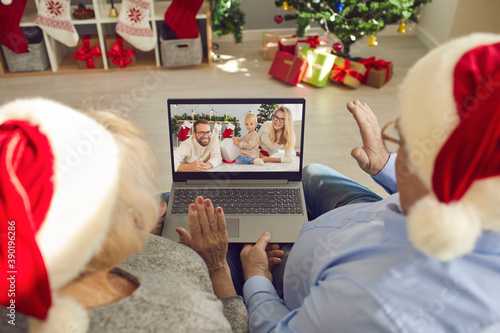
[
  {"xmin": 258, "ymin": 105, "xmax": 296, "ymax": 163},
  {"xmin": 0, "ymin": 98, "xmax": 247, "ymax": 333}
]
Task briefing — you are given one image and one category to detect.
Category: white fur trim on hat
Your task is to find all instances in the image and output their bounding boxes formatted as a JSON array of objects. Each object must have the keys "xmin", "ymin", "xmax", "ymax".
[
  {"xmin": 407, "ymin": 195, "xmax": 482, "ymax": 261},
  {"xmin": 28, "ymin": 293, "xmax": 89, "ymax": 333},
  {"xmin": 0, "ymin": 98, "xmax": 120, "ymax": 332}
]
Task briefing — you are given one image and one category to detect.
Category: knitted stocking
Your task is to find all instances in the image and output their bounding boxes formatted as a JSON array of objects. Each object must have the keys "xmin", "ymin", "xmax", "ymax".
[
  {"xmin": 164, "ymin": 0, "xmax": 203, "ymax": 39},
  {"xmin": 0, "ymin": 0, "xmax": 29, "ymax": 53},
  {"xmin": 116, "ymin": 0, "xmax": 155, "ymax": 51},
  {"xmin": 36, "ymin": 0, "xmax": 79, "ymax": 47}
]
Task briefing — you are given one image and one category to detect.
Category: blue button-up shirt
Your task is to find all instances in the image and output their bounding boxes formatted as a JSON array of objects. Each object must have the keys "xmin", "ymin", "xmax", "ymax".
[{"xmin": 243, "ymin": 155, "xmax": 500, "ymax": 332}]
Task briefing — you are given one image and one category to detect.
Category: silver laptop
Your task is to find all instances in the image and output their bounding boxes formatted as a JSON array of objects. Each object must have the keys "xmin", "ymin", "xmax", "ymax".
[{"xmin": 162, "ymin": 98, "xmax": 307, "ymax": 242}]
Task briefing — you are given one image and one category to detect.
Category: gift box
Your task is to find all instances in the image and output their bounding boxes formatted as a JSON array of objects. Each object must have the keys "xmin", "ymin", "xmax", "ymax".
[
  {"xmin": 1, "ymin": 27, "xmax": 49, "ymax": 73},
  {"xmin": 160, "ymin": 23, "xmax": 202, "ymax": 68},
  {"xmin": 220, "ymin": 138, "xmax": 241, "ymax": 163},
  {"xmin": 359, "ymin": 57, "xmax": 393, "ymax": 88},
  {"xmin": 72, "ymin": 35, "xmax": 103, "ymax": 69},
  {"xmin": 330, "ymin": 57, "xmax": 366, "ymax": 89},
  {"xmin": 268, "ymin": 51, "xmax": 308, "ymax": 86},
  {"xmin": 262, "ymin": 31, "xmax": 278, "ymax": 60},
  {"xmin": 278, "ymin": 35, "xmax": 299, "ymax": 54},
  {"xmin": 298, "ymin": 47, "xmax": 336, "ymax": 88},
  {"xmin": 295, "ymin": 35, "xmax": 332, "ymax": 56},
  {"xmin": 105, "ymin": 35, "xmax": 135, "ymax": 69}
]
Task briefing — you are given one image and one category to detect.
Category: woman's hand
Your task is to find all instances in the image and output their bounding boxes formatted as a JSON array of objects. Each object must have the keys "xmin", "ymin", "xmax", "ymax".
[{"xmin": 176, "ymin": 196, "xmax": 236, "ymax": 298}]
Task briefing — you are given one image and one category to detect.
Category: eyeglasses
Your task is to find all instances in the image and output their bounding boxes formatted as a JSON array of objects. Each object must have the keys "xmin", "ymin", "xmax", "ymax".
[
  {"xmin": 195, "ymin": 131, "xmax": 211, "ymax": 137},
  {"xmin": 381, "ymin": 118, "xmax": 404, "ymax": 153},
  {"xmin": 273, "ymin": 115, "xmax": 285, "ymax": 124}
]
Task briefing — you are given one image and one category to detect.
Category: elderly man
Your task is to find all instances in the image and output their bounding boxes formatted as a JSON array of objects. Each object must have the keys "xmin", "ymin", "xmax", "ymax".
[
  {"xmin": 240, "ymin": 33, "xmax": 500, "ymax": 332},
  {"xmin": 174, "ymin": 119, "xmax": 222, "ymax": 171}
]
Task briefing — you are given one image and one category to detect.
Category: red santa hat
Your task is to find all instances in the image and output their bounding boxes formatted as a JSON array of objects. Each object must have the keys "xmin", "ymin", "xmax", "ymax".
[
  {"xmin": 399, "ymin": 33, "xmax": 500, "ymax": 260},
  {"xmin": 0, "ymin": 98, "xmax": 120, "ymax": 332}
]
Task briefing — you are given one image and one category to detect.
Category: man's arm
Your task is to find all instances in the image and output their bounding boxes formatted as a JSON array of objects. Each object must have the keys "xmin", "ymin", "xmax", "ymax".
[{"xmin": 240, "ymin": 234, "xmax": 395, "ymax": 333}]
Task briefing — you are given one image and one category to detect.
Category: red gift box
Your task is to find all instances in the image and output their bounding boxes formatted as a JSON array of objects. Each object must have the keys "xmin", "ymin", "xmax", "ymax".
[
  {"xmin": 279, "ymin": 34, "xmax": 319, "ymax": 55},
  {"xmin": 269, "ymin": 51, "xmax": 308, "ymax": 86},
  {"xmin": 359, "ymin": 57, "xmax": 393, "ymax": 88}
]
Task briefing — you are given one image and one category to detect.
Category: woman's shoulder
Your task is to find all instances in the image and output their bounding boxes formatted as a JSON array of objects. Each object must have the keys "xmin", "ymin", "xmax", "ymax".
[{"xmin": 120, "ymin": 235, "xmax": 207, "ymax": 275}]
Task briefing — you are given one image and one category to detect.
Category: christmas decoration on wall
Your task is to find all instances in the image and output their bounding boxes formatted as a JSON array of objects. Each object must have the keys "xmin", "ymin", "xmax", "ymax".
[
  {"xmin": 36, "ymin": 0, "xmax": 79, "ymax": 47},
  {"xmin": 256, "ymin": 104, "xmax": 280, "ymax": 131},
  {"xmin": 170, "ymin": 113, "xmax": 241, "ymax": 137},
  {"xmin": 273, "ymin": 0, "xmax": 432, "ymax": 57},
  {"xmin": 275, "ymin": 14, "xmax": 283, "ymax": 23},
  {"xmin": 209, "ymin": 0, "xmax": 246, "ymax": 43}
]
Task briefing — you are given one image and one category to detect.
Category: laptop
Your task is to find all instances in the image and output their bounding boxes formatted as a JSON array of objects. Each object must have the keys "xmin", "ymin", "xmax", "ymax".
[{"xmin": 162, "ymin": 98, "xmax": 307, "ymax": 242}]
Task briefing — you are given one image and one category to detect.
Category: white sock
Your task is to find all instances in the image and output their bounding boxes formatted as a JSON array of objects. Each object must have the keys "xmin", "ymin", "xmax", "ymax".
[
  {"xmin": 36, "ymin": 0, "xmax": 78, "ymax": 47},
  {"xmin": 116, "ymin": 0, "xmax": 155, "ymax": 52}
]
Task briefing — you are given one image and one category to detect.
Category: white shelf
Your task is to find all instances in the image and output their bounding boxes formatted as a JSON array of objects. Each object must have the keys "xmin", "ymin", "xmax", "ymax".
[{"xmin": 1, "ymin": 0, "xmax": 212, "ymax": 76}]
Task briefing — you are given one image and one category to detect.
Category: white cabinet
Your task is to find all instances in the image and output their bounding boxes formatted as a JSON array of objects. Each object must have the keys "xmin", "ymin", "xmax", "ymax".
[{"xmin": 0, "ymin": 0, "xmax": 212, "ymax": 76}]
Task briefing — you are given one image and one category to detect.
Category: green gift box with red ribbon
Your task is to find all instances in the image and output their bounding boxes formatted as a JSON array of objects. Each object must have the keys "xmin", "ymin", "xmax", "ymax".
[
  {"xmin": 359, "ymin": 57, "xmax": 393, "ymax": 88},
  {"xmin": 72, "ymin": 35, "xmax": 103, "ymax": 69},
  {"xmin": 330, "ymin": 57, "xmax": 367, "ymax": 89}
]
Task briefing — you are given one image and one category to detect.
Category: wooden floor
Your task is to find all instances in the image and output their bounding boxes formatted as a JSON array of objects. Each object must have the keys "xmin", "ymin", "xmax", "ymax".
[{"xmin": 0, "ymin": 35, "xmax": 429, "ymax": 197}]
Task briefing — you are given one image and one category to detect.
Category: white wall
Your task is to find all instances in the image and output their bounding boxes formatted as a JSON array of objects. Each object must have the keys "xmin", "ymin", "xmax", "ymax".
[
  {"xmin": 417, "ymin": 0, "xmax": 459, "ymax": 47},
  {"xmin": 417, "ymin": 0, "xmax": 500, "ymax": 49}
]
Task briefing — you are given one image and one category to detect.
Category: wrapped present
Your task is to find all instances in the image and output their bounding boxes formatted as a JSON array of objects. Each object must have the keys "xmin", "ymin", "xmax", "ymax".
[
  {"xmin": 330, "ymin": 57, "xmax": 366, "ymax": 89},
  {"xmin": 278, "ymin": 34, "xmax": 298, "ymax": 54},
  {"xmin": 295, "ymin": 35, "xmax": 332, "ymax": 56},
  {"xmin": 298, "ymin": 47, "xmax": 336, "ymax": 88},
  {"xmin": 105, "ymin": 35, "xmax": 136, "ymax": 69},
  {"xmin": 268, "ymin": 51, "xmax": 308, "ymax": 86},
  {"xmin": 262, "ymin": 31, "xmax": 278, "ymax": 60},
  {"xmin": 72, "ymin": 35, "xmax": 103, "ymax": 69},
  {"xmin": 220, "ymin": 138, "xmax": 241, "ymax": 163},
  {"xmin": 359, "ymin": 57, "xmax": 393, "ymax": 88}
]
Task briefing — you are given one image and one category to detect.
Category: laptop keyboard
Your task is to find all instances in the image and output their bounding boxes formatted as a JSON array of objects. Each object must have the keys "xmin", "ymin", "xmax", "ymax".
[{"xmin": 170, "ymin": 187, "xmax": 303, "ymax": 215}]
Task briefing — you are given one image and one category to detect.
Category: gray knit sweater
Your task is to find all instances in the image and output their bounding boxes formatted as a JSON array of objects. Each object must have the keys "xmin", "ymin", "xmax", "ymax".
[{"xmin": 0, "ymin": 236, "xmax": 248, "ymax": 333}]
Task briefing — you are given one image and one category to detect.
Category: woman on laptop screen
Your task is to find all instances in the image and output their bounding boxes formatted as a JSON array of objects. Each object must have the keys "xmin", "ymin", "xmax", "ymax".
[{"xmin": 258, "ymin": 105, "xmax": 296, "ymax": 163}]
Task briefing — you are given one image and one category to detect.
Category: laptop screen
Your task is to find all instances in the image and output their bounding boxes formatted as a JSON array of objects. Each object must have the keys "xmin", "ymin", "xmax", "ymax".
[{"xmin": 167, "ymin": 98, "xmax": 306, "ymax": 182}]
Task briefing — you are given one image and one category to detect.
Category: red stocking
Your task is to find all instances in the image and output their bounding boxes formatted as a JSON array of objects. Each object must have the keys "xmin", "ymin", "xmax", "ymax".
[
  {"xmin": 0, "ymin": 0, "xmax": 29, "ymax": 54},
  {"xmin": 164, "ymin": 0, "xmax": 203, "ymax": 39},
  {"xmin": 177, "ymin": 121, "xmax": 192, "ymax": 141},
  {"xmin": 222, "ymin": 123, "xmax": 235, "ymax": 139}
]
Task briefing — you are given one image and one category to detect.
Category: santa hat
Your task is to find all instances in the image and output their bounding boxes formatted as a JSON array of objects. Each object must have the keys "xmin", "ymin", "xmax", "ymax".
[
  {"xmin": 0, "ymin": 98, "xmax": 120, "ymax": 332},
  {"xmin": 399, "ymin": 33, "xmax": 500, "ymax": 261}
]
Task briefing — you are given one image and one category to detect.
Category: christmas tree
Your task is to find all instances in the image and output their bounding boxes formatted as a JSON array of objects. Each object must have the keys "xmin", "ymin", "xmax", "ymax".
[
  {"xmin": 274, "ymin": 0, "xmax": 432, "ymax": 57},
  {"xmin": 209, "ymin": 0, "xmax": 246, "ymax": 43},
  {"xmin": 256, "ymin": 104, "xmax": 280, "ymax": 131}
]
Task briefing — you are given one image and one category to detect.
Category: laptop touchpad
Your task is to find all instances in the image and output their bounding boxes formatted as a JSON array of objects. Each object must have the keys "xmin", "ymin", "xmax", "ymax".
[{"xmin": 226, "ymin": 218, "xmax": 239, "ymax": 238}]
